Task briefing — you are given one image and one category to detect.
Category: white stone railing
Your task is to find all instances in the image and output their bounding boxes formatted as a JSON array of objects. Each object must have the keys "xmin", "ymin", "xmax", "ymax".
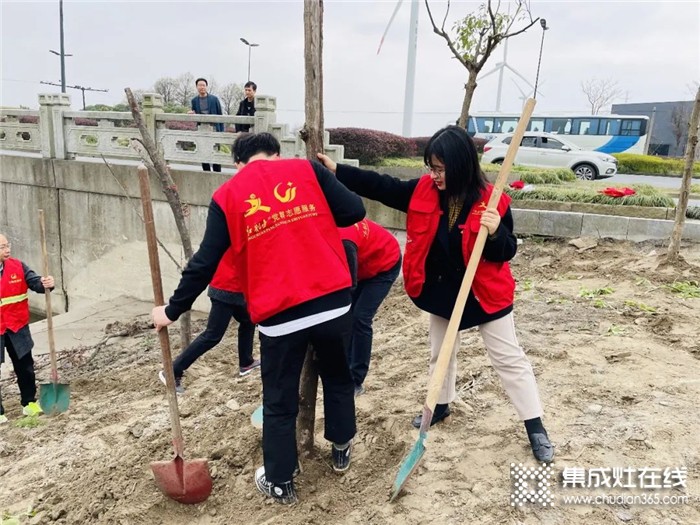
[
  {"xmin": 0, "ymin": 109, "xmax": 42, "ymax": 154},
  {"xmin": 0, "ymin": 93, "xmax": 357, "ymax": 166}
]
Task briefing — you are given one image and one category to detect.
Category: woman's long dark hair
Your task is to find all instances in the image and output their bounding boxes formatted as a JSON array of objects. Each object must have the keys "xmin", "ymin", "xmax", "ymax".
[{"xmin": 423, "ymin": 125, "xmax": 487, "ymax": 208}]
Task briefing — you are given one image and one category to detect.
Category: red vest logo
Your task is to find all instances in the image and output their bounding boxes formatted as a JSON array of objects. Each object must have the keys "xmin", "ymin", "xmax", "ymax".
[
  {"xmin": 274, "ymin": 182, "xmax": 297, "ymax": 203},
  {"xmin": 244, "ymin": 193, "xmax": 272, "ymax": 217}
]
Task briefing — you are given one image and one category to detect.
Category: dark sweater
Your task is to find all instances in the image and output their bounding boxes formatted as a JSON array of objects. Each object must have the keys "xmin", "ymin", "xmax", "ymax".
[
  {"xmin": 335, "ymin": 164, "xmax": 517, "ymax": 330},
  {"xmin": 165, "ymin": 160, "xmax": 365, "ymax": 328},
  {"xmin": 235, "ymin": 98, "xmax": 255, "ymax": 132}
]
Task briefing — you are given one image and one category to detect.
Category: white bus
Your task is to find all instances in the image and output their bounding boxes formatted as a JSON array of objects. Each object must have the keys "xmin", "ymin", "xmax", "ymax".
[{"xmin": 466, "ymin": 113, "xmax": 649, "ymax": 154}]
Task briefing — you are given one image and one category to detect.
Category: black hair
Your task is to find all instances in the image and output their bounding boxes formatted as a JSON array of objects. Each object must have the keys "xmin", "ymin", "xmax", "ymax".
[
  {"xmin": 233, "ymin": 132, "xmax": 281, "ymax": 164},
  {"xmin": 195, "ymin": 77, "xmax": 208, "ymax": 86},
  {"xmin": 244, "ymin": 81, "xmax": 257, "ymax": 91},
  {"xmin": 423, "ymin": 125, "xmax": 486, "ymax": 205}
]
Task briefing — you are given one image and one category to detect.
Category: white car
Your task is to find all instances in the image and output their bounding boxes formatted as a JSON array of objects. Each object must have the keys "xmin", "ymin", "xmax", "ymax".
[{"xmin": 481, "ymin": 132, "xmax": 618, "ymax": 180}]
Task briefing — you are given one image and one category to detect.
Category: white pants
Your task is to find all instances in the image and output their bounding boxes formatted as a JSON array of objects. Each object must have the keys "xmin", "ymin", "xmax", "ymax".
[{"xmin": 428, "ymin": 312, "xmax": 543, "ymax": 420}]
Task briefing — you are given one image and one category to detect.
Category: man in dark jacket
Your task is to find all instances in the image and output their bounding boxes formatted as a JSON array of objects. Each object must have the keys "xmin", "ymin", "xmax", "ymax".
[
  {"xmin": 189, "ymin": 77, "xmax": 223, "ymax": 172},
  {"xmin": 0, "ymin": 234, "xmax": 55, "ymax": 423},
  {"xmin": 152, "ymin": 133, "xmax": 365, "ymax": 505},
  {"xmin": 235, "ymin": 81, "xmax": 257, "ymax": 132}
]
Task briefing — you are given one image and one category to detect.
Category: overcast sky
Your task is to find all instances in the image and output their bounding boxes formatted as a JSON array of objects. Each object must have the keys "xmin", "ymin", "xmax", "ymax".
[{"xmin": 1, "ymin": 0, "xmax": 699, "ymax": 136}]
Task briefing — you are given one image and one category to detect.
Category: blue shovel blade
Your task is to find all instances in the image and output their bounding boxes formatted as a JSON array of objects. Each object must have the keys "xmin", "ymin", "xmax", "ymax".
[
  {"xmin": 39, "ymin": 382, "xmax": 70, "ymax": 415},
  {"xmin": 250, "ymin": 403, "xmax": 263, "ymax": 429},
  {"xmin": 390, "ymin": 431, "xmax": 427, "ymax": 501}
]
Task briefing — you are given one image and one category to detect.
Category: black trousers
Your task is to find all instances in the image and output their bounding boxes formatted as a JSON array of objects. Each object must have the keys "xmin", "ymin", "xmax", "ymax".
[
  {"xmin": 172, "ymin": 298, "xmax": 255, "ymax": 378},
  {"xmin": 0, "ymin": 335, "xmax": 37, "ymax": 414},
  {"xmin": 202, "ymin": 163, "xmax": 222, "ymax": 172},
  {"xmin": 260, "ymin": 312, "xmax": 356, "ymax": 484}
]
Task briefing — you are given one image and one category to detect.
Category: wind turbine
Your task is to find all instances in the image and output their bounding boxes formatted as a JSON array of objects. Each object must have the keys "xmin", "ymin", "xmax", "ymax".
[
  {"xmin": 478, "ymin": 37, "xmax": 540, "ymax": 111},
  {"xmin": 377, "ymin": 0, "xmax": 419, "ymax": 137},
  {"xmin": 511, "ymin": 77, "xmax": 545, "ymax": 109}
]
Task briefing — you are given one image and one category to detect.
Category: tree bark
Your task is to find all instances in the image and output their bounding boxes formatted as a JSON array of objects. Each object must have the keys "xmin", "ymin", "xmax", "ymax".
[
  {"xmin": 296, "ymin": 0, "xmax": 324, "ymax": 457},
  {"xmin": 125, "ymin": 87, "xmax": 193, "ymax": 348},
  {"xmin": 458, "ymin": 70, "xmax": 478, "ymax": 128},
  {"xmin": 667, "ymin": 86, "xmax": 700, "ymax": 263}
]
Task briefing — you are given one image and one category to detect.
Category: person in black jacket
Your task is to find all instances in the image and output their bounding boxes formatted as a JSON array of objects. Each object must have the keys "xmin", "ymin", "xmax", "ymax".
[
  {"xmin": 317, "ymin": 126, "xmax": 554, "ymax": 462},
  {"xmin": 235, "ymin": 81, "xmax": 257, "ymax": 132},
  {"xmin": 152, "ymin": 133, "xmax": 366, "ymax": 504}
]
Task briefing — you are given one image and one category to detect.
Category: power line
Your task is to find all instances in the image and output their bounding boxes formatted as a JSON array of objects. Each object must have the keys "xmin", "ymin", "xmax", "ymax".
[{"xmin": 40, "ymin": 81, "xmax": 109, "ymax": 109}]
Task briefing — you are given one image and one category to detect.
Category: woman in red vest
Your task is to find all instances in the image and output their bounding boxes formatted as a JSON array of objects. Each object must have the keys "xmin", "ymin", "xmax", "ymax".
[
  {"xmin": 339, "ymin": 219, "xmax": 401, "ymax": 396},
  {"xmin": 317, "ymin": 126, "xmax": 553, "ymax": 462},
  {"xmin": 0, "ymin": 234, "xmax": 55, "ymax": 423}
]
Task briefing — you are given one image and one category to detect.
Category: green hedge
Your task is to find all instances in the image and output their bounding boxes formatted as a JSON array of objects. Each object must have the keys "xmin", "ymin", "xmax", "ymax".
[
  {"xmin": 612, "ymin": 153, "xmax": 700, "ymax": 176},
  {"xmin": 505, "ymin": 182, "xmax": 675, "ymax": 208}
]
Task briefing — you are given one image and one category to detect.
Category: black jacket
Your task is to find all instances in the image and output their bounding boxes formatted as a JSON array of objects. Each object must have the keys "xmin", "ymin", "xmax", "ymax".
[{"xmin": 335, "ymin": 164, "xmax": 517, "ymax": 330}]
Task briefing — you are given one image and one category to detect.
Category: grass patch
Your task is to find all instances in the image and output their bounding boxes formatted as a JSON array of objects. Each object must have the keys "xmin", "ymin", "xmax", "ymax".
[
  {"xmin": 506, "ymin": 182, "xmax": 675, "ymax": 208},
  {"xmin": 579, "ymin": 286, "xmax": 614, "ymax": 299},
  {"xmin": 613, "ymin": 153, "xmax": 700, "ymax": 177},
  {"xmin": 375, "ymin": 157, "xmax": 424, "ymax": 168},
  {"xmin": 687, "ymin": 206, "xmax": 700, "ymax": 220},
  {"xmin": 623, "ymin": 300, "xmax": 657, "ymax": 313},
  {"xmin": 666, "ymin": 281, "xmax": 700, "ymax": 299},
  {"xmin": 14, "ymin": 415, "xmax": 44, "ymax": 428}
]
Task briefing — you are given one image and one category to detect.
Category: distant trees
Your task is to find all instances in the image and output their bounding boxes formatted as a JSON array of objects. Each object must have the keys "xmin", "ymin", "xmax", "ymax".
[
  {"xmin": 671, "ymin": 104, "xmax": 691, "ymax": 156},
  {"xmin": 580, "ymin": 78, "xmax": 621, "ymax": 115}
]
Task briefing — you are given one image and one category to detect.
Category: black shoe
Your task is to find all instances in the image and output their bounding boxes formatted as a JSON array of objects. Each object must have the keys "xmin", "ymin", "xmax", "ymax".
[
  {"xmin": 332, "ymin": 441, "xmax": 352, "ymax": 472},
  {"xmin": 412, "ymin": 404, "xmax": 450, "ymax": 429},
  {"xmin": 529, "ymin": 433, "xmax": 554, "ymax": 463},
  {"xmin": 254, "ymin": 466, "xmax": 298, "ymax": 505}
]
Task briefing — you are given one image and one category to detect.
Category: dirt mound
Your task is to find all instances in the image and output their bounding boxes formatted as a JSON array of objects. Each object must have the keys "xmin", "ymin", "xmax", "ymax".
[{"xmin": 1, "ymin": 239, "xmax": 699, "ymax": 524}]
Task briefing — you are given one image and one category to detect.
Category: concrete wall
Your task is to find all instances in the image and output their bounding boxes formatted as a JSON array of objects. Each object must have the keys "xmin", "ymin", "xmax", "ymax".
[
  {"xmin": 2, "ymin": 154, "xmax": 699, "ymax": 316},
  {"xmin": 1, "ymin": 154, "xmax": 226, "ymax": 315}
]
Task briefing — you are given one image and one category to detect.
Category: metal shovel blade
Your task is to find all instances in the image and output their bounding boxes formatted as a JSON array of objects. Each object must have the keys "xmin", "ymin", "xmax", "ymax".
[
  {"xmin": 390, "ymin": 404, "xmax": 433, "ymax": 501},
  {"xmin": 151, "ymin": 455, "xmax": 213, "ymax": 505},
  {"xmin": 250, "ymin": 403, "xmax": 263, "ymax": 429},
  {"xmin": 39, "ymin": 382, "xmax": 70, "ymax": 415}
]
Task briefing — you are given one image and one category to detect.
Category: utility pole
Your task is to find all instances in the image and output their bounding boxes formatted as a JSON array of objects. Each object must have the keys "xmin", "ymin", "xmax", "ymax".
[
  {"xmin": 40, "ymin": 81, "xmax": 109, "ymax": 109},
  {"xmin": 48, "ymin": 0, "xmax": 71, "ymax": 92}
]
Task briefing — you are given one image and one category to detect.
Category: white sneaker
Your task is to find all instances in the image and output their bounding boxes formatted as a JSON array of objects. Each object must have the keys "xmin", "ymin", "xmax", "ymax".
[{"xmin": 158, "ymin": 370, "xmax": 185, "ymax": 395}]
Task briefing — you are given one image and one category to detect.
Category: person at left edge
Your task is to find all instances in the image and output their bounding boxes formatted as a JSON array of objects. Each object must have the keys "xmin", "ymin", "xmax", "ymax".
[
  {"xmin": 151, "ymin": 133, "xmax": 365, "ymax": 504},
  {"xmin": 0, "ymin": 234, "xmax": 54, "ymax": 423}
]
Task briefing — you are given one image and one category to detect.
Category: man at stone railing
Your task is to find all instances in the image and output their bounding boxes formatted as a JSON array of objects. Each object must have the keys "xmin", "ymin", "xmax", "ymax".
[{"xmin": 188, "ymin": 77, "xmax": 223, "ymax": 172}]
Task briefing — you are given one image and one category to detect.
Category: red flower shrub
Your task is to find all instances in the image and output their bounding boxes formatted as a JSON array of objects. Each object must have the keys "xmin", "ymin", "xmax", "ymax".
[{"xmin": 328, "ymin": 127, "xmax": 417, "ymax": 165}]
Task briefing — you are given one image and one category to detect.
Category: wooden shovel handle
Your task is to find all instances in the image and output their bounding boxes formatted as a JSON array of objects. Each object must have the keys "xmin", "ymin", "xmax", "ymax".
[
  {"xmin": 423, "ymin": 99, "xmax": 536, "ymax": 414},
  {"xmin": 38, "ymin": 209, "xmax": 58, "ymax": 384},
  {"xmin": 138, "ymin": 165, "xmax": 185, "ymax": 458}
]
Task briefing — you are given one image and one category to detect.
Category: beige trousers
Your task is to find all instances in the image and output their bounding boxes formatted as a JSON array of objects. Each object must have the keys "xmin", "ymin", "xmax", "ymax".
[{"xmin": 428, "ymin": 312, "xmax": 543, "ymax": 420}]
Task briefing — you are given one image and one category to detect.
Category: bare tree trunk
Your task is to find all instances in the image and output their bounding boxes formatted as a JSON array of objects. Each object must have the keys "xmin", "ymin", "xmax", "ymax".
[
  {"xmin": 458, "ymin": 70, "xmax": 478, "ymax": 128},
  {"xmin": 296, "ymin": 0, "xmax": 324, "ymax": 457},
  {"xmin": 125, "ymin": 87, "xmax": 193, "ymax": 347},
  {"xmin": 667, "ymin": 86, "xmax": 700, "ymax": 263}
]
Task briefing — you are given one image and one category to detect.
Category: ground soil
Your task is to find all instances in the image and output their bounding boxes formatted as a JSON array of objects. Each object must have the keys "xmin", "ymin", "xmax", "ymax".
[{"xmin": 1, "ymin": 238, "xmax": 699, "ymax": 525}]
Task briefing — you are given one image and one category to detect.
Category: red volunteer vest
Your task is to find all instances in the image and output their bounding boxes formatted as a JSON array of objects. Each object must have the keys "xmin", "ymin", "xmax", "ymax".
[
  {"xmin": 0, "ymin": 257, "xmax": 30, "ymax": 334},
  {"xmin": 403, "ymin": 176, "xmax": 515, "ymax": 314},
  {"xmin": 339, "ymin": 219, "xmax": 400, "ymax": 281},
  {"xmin": 209, "ymin": 247, "xmax": 241, "ymax": 293},
  {"xmin": 213, "ymin": 158, "xmax": 351, "ymax": 323}
]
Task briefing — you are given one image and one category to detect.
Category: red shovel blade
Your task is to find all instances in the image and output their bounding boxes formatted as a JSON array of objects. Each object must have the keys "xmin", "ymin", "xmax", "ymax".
[{"xmin": 151, "ymin": 455, "xmax": 212, "ymax": 504}]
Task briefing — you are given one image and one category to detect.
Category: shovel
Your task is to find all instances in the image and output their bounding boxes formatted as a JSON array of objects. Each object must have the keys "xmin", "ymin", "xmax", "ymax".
[
  {"xmin": 138, "ymin": 165, "xmax": 212, "ymax": 504},
  {"xmin": 390, "ymin": 99, "xmax": 537, "ymax": 502},
  {"xmin": 250, "ymin": 403, "xmax": 263, "ymax": 429},
  {"xmin": 38, "ymin": 209, "xmax": 70, "ymax": 415}
]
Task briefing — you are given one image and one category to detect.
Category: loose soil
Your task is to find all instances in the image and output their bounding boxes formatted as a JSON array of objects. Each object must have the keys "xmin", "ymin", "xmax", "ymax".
[{"xmin": 1, "ymin": 238, "xmax": 699, "ymax": 525}]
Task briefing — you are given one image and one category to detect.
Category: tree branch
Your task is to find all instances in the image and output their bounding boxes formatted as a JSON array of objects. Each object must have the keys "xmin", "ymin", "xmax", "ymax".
[{"xmin": 424, "ymin": 0, "xmax": 469, "ymax": 69}]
